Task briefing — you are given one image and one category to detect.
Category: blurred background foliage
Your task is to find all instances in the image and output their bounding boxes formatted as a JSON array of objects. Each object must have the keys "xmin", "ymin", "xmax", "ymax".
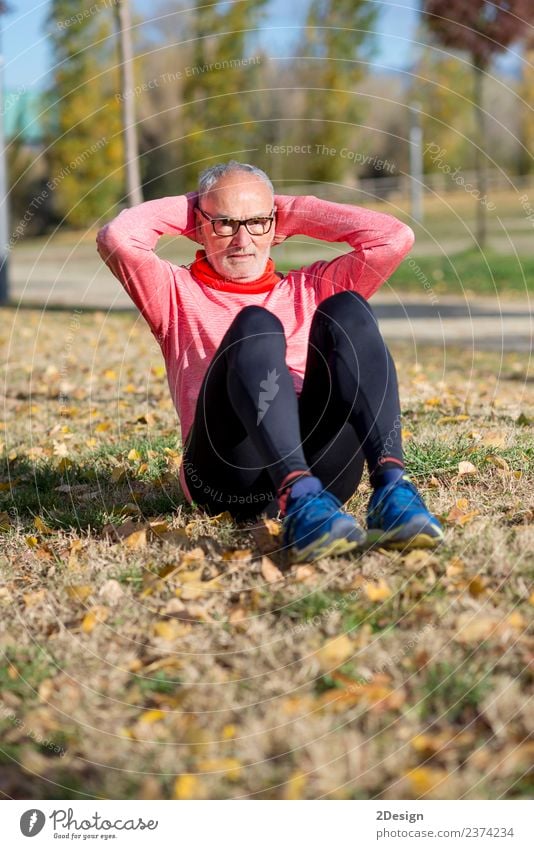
[{"xmin": 5, "ymin": 0, "xmax": 534, "ymax": 232}]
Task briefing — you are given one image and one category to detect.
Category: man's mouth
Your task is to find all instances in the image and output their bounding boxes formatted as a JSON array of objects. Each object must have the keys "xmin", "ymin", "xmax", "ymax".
[{"xmin": 226, "ymin": 253, "xmax": 255, "ymax": 260}]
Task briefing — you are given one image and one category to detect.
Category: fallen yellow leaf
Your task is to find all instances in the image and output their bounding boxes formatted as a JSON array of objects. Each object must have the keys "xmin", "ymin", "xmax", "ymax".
[
  {"xmin": 446, "ymin": 557, "xmax": 465, "ymax": 577},
  {"xmin": 294, "ymin": 565, "xmax": 318, "ymax": 583},
  {"xmin": 208, "ymin": 511, "xmax": 233, "ymax": 524},
  {"xmin": 364, "ymin": 578, "xmax": 392, "ymax": 602},
  {"xmin": 404, "ymin": 766, "xmax": 448, "ymax": 796},
  {"xmin": 481, "ymin": 431, "xmax": 507, "ymax": 448},
  {"xmin": 0, "ymin": 480, "xmax": 18, "ymax": 491},
  {"xmin": 153, "ymin": 620, "xmax": 191, "ymax": 641},
  {"xmin": 197, "ymin": 758, "xmax": 242, "ymax": 780},
  {"xmin": 261, "ymin": 556, "xmax": 284, "ymax": 583},
  {"xmin": 458, "ymin": 460, "xmax": 477, "ymax": 476},
  {"xmin": 23, "ymin": 589, "xmax": 47, "ymax": 607},
  {"xmin": 507, "ymin": 611, "xmax": 526, "ymax": 631},
  {"xmin": 34, "ymin": 516, "xmax": 54, "ymax": 534},
  {"xmin": 454, "ymin": 612, "xmax": 502, "ymax": 644},
  {"xmin": 222, "ymin": 548, "xmax": 253, "ymax": 563},
  {"xmin": 66, "ymin": 584, "xmax": 93, "ymax": 603},
  {"xmin": 123, "ymin": 528, "xmax": 148, "ymax": 550},
  {"xmin": 446, "ymin": 500, "xmax": 479, "ymax": 525},
  {"xmin": 139, "ymin": 709, "xmax": 166, "ymax": 724},
  {"xmin": 468, "ymin": 575, "xmax": 486, "ymax": 598},
  {"xmin": 285, "ymin": 771, "xmax": 307, "ymax": 800},
  {"xmin": 403, "ymin": 550, "xmax": 438, "ymax": 573},
  {"xmin": 316, "ymin": 634, "xmax": 353, "ymax": 670},
  {"xmin": 437, "ymin": 414, "xmax": 470, "ymax": 424},
  {"xmin": 222, "ymin": 724, "xmax": 236, "ymax": 739},
  {"xmin": 82, "ymin": 606, "xmax": 109, "ymax": 633},
  {"xmin": 486, "ymin": 455, "xmax": 510, "ymax": 471},
  {"xmin": 173, "ymin": 775, "xmax": 200, "ymax": 800}
]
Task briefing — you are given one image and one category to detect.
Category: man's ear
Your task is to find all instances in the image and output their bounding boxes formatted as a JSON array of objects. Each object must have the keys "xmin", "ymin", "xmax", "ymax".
[{"xmin": 194, "ymin": 208, "xmax": 204, "ymax": 245}]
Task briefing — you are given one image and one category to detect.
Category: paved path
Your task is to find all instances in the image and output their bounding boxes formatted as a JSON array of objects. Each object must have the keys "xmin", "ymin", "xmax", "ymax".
[{"xmin": 6, "ymin": 252, "xmax": 533, "ymax": 352}]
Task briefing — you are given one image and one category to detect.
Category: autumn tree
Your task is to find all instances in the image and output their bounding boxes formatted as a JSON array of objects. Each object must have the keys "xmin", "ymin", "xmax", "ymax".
[
  {"xmin": 180, "ymin": 0, "xmax": 269, "ymax": 188},
  {"xmin": 294, "ymin": 0, "xmax": 378, "ymax": 184},
  {"xmin": 408, "ymin": 48, "xmax": 474, "ymax": 174},
  {"xmin": 114, "ymin": 0, "xmax": 142, "ymax": 206},
  {"xmin": 43, "ymin": 0, "xmax": 124, "ymax": 228},
  {"xmin": 135, "ymin": 0, "xmax": 268, "ymax": 195},
  {"xmin": 518, "ymin": 30, "xmax": 534, "ymax": 175},
  {"xmin": 423, "ymin": 0, "xmax": 534, "ymax": 245}
]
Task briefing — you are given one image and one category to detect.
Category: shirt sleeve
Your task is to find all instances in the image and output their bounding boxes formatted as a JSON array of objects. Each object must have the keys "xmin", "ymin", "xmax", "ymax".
[
  {"xmin": 273, "ymin": 194, "xmax": 415, "ymax": 300},
  {"xmin": 96, "ymin": 193, "xmax": 199, "ymax": 342}
]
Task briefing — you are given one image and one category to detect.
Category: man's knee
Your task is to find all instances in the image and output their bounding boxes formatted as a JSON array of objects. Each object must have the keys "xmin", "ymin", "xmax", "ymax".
[
  {"xmin": 317, "ymin": 291, "xmax": 378, "ymax": 334},
  {"xmin": 224, "ymin": 306, "xmax": 285, "ymax": 363},
  {"xmin": 231, "ymin": 305, "xmax": 284, "ymax": 337}
]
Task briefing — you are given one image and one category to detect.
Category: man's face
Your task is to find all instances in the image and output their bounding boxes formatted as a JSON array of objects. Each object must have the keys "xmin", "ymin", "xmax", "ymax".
[{"xmin": 195, "ymin": 172, "xmax": 276, "ymax": 281}]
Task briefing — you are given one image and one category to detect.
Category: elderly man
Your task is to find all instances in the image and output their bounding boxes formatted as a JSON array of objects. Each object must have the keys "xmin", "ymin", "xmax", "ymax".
[{"xmin": 96, "ymin": 161, "xmax": 443, "ymax": 561}]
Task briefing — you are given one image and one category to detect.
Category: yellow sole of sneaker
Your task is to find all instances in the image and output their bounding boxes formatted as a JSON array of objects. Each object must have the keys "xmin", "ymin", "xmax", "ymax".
[
  {"xmin": 369, "ymin": 532, "xmax": 443, "ymax": 551},
  {"xmin": 291, "ymin": 535, "xmax": 362, "ymax": 563}
]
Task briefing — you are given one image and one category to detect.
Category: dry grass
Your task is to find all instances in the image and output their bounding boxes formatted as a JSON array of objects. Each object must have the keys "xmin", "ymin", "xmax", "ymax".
[{"xmin": 0, "ymin": 307, "xmax": 533, "ymax": 800}]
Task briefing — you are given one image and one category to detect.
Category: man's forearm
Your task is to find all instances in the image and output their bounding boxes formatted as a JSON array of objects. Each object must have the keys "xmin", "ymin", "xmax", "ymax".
[
  {"xmin": 273, "ymin": 194, "xmax": 414, "ymax": 255},
  {"xmin": 95, "ymin": 193, "xmax": 200, "ymax": 342},
  {"xmin": 96, "ymin": 192, "xmax": 199, "ymax": 262}
]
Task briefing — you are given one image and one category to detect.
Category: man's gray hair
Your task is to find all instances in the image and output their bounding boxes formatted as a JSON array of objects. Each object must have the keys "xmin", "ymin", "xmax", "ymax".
[{"xmin": 198, "ymin": 161, "xmax": 274, "ymax": 200}]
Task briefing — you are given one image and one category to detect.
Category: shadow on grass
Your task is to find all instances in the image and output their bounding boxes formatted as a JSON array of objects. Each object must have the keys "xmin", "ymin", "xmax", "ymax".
[{"xmin": 0, "ymin": 453, "xmax": 190, "ymax": 534}]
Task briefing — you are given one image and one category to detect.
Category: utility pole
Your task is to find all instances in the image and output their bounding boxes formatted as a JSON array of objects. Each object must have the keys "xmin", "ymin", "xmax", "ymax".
[
  {"xmin": 0, "ymin": 2, "xmax": 12, "ymax": 305},
  {"xmin": 409, "ymin": 101, "xmax": 424, "ymax": 223},
  {"xmin": 114, "ymin": 0, "xmax": 142, "ymax": 206}
]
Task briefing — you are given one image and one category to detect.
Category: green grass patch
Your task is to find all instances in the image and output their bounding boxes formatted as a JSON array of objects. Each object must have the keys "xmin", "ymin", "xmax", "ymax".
[
  {"xmin": 385, "ymin": 251, "xmax": 533, "ymax": 296},
  {"xmin": 405, "ymin": 438, "xmax": 533, "ymax": 477},
  {"xmin": 419, "ymin": 660, "xmax": 492, "ymax": 724},
  {"xmin": 0, "ymin": 647, "xmax": 56, "ymax": 701},
  {"xmin": 275, "ymin": 250, "xmax": 534, "ymax": 295},
  {"xmin": 131, "ymin": 669, "xmax": 183, "ymax": 696}
]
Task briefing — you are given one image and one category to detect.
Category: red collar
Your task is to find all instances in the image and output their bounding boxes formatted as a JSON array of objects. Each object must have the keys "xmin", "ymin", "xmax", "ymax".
[{"xmin": 190, "ymin": 250, "xmax": 282, "ymax": 294}]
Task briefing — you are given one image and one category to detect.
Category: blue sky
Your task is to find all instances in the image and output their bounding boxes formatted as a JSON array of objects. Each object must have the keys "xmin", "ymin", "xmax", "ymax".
[{"xmin": 2, "ymin": 0, "xmax": 422, "ymax": 92}]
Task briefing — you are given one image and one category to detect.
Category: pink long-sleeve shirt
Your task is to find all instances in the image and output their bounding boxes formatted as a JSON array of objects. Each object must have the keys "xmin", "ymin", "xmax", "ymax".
[{"xmin": 96, "ymin": 193, "xmax": 414, "ymax": 503}]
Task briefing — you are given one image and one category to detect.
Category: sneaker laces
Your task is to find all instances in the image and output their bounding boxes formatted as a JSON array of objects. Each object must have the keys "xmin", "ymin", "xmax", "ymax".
[
  {"xmin": 373, "ymin": 477, "xmax": 425, "ymax": 514},
  {"xmin": 286, "ymin": 489, "xmax": 342, "ymax": 523}
]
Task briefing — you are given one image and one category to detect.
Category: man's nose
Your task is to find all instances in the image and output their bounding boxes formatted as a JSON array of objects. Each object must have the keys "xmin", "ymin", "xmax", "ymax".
[{"xmin": 230, "ymin": 224, "xmax": 252, "ymax": 247}]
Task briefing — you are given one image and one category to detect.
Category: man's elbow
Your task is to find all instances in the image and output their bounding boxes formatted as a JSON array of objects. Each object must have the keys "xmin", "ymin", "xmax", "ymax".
[
  {"xmin": 395, "ymin": 222, "xmax": 415, "ymax": 258},
  {"xmin": 96, "ymin": 221, "xmax": 120, "ymax": 262}
]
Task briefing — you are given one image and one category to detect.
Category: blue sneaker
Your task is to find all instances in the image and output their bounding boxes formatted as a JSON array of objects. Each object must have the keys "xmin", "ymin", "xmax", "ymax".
[
  {"xmin": 283, "ymin": 476, "xmax": 365, "ymax": 562},
  {"xmin": 366, "ymin": 475, "xmax": 444, "ymax": 549}
]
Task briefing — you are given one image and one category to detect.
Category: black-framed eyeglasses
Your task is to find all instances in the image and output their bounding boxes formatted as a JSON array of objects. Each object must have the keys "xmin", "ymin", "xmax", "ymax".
[{"xmin": 196, "ymin": 206, "xmax": 275, "ymax": 237}]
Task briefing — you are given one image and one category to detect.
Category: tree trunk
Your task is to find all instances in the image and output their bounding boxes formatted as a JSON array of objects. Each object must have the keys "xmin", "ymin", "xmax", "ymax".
[
  {"xmin": 0, "ymin": 12, "xmax": 9, "ymax": 304},
  {"xmin": 473, "ymin": 57, "xmax": 488, "ymax": 248},
  {"xmin": 115, "ymin": 0, "xmax": 143, "ymax": 206}
]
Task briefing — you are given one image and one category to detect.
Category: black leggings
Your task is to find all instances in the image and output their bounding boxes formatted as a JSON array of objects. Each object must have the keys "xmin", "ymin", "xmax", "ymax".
[{"xmin": 182, "ymin": 291, "xmax": 403, "ymax": 519}]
